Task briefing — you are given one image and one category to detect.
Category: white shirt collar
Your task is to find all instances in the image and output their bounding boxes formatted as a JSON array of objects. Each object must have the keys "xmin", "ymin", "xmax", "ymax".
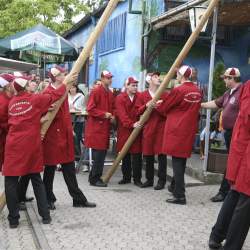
[
  {"xmin": 148, "ymin": 89, "xmax": 155, "ymax": 98},
  {"xmin": 128, "ymin": 94, "xmax": 134, "ymax": 102},
  {"xmin": 230, "ymin": 87, "xmax": 237, "ymax": 95},
  {"xmin": 50, "ymin": 83, "xmax": 57, "ymax": 89}
]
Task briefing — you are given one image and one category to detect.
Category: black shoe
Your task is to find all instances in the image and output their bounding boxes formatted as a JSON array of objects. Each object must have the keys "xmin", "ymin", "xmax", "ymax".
[
  {"xmin": 166, "ymin": 197, "xmax": 186, "ymax": 205},
  {"xmin": 24, "ymin": 196, "xmax": 34, "ymax": 202},
  {"xmin": 91, "ymin": 180, "xmax": 107, "ymax": 187},
  {"xmin": 19, "ymin": 202, "xmax": 26, "ymax": 211},
  {"xmin": 73, "ymin": 201, "xmax": 97, "ymax": 208},
  {"xmin": 48, "ymin": 201, "xmax": 56, "ymax": 210},
  {"xmin": 154, "ymin": 183, "xmax": 165, "ymax": 190},
  {"xmin": 208, "ymin": 236, "xmax": 222, "ymax": 249},
  {"xmin": 134, "ymin": 180, "xmax": 143, "ymax": 187},
  {"xmin": 118, "ymin": 179, "xmax": 131, "ymax": 185},
  {"xmin": 9, "ymin": 221, "xmax": 19, "ymax": 229},
  {"xmin": 42, "ymin": 216, "xmax": 52, "ymax": 224},
  {"xmin": 141, "ymin": 181, "xmax": 154, "ymax": 188},
  {"xmin": 167, "ymin": 185, "xmax": 174, "ymax": 194},
  {"xmin": 211, "ymin": 193, "xmax": 225, "ymax": 202}
]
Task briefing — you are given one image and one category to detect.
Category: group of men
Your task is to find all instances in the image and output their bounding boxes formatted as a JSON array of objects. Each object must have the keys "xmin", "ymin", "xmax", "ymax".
[
  {"xmin": 85, "ymin": 66, "xmax": 202, "ymax": 207},
  {"xmin": 1, "ymin": 63, "xmax": 250, "ymax": 249},
  {"xmin": 84, "ymin": 65, "xmax": 250, "ymax": 249},
  {"xmin": 0, "ymin": 66, "xmax": 96, "ymax": 229}
]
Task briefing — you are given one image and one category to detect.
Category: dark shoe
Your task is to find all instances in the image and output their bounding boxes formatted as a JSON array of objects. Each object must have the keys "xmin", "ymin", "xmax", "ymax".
[
  {"xmin": 154, "ymin": 183, "xmax": 165, "ymax": 190},
  {"xmin": 167, "ymin": 185, "xmax": 174, "ymax": 194},
  {"xmin": 141, "ymin": 181, "xmax": 154, "ymax": 188},
  {"xmin": 166, "ymin": 197, "xmax": 186, "ymax": 205},
  {"xmin": 48, "ymin": 201, "xmax": 56, "ymax": 210},
  {"xmin": 211, "ymin": 193, "xmax": 225, "ymax": 203},
  {"xmin": 208, "ymin": 236, "xmax": 222, "ymax": 249},
  {"xmin": 42, "ymin": 216, "xmax": 52, "ymax": 224},
  {"xmin": 73, "ymin": 201, "xmax": 96, "ymax": 208},
  {"xmin": 91, "ymin": 180, "xmax": 107, "ymax": 187},
  {"xmin": 9, "ymin": 221, "xmax": 19, "ymax": 229},
  {"xmin": 24, "ymin": 196, "xmax": 34, "ymax": 202},
  {"xmin": 19, "ymin": 202, "xmax": 26, "ymax": 211},
  {"xmin": 134, "ymin": 180, "xmax": 143, "ymax": 187},
  {"xmin": 118, "ymin": 179, "xmax": 131, "ymax": 185}
]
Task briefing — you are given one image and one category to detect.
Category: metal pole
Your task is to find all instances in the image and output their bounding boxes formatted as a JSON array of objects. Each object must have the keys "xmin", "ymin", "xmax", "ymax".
[{"xmin": 203, "ymin": 6, "xmax": 218, "ymax": 173}]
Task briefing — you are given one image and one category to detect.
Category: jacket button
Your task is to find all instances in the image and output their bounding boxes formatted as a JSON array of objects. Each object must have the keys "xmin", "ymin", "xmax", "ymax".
[{"xmin": 57, "ymin": 129, "xmax": 60, "ymax": 132}]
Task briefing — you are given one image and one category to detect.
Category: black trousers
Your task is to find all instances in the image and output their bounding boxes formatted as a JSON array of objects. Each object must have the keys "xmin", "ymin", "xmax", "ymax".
[
  {"xmin": 121, "ymin": 153, "xmax": 142, "ymax": 182},
  {"xmin": 210, "ymin": 190, "xmax": 250, "ymax": 250},
  {"xmin": 74, "ymin": 121, "xmax": 84, "ymax": 157},
  {"xmin": 218, "ymin": 129, "xmax": 232, "ymax": 196},
  {"xmin": 170, "ymin": 157, "xmax": 187, "ymax": 198},
  {"xmin": 145, "ymin": 154, "xmax": 167, "ymax": 184},
  {"xmin": 17, "ymin": 175, "xmax": 30, "ymax": 202},
  {"xmin": 43, "ymin": 162, "xmax": 87, "ymax": 203},
  {"xmin": 5, "ymin": 174, "xmax": 50, "ymax": 224},
  {"xmin": 89, "ymin": 149, "xmax": 107, "ymax": 184}
]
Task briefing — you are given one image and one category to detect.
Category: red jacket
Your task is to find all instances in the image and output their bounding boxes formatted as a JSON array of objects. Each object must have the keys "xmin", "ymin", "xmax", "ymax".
[
  {"xmin": 0, "ymin": 92, "xmax": 11, "ymax": 170},
  {"xmin": 136, "ymin": 90, "xmax": 167, "ymax": 155},
  {"xmin": 161, "ymin": 82, "xmax": 202, "ymax": 158},
  {"xmin": 226, "ymin": 81, "xmax": 250, "ymax": 196},
  {"xmin": 2, "ymin": 86, "xmax": 66, "ymax": 176},
  {"xmin": 85, "ymin": 85, "xmax": 114, "ymax": 150},
  {"xmin": 115, "ymin": 92, "xmax": 141, "ymax": 153},
  {"xmin": 43, "ymin": 84, "xmax": 75, "ymax": 165}
]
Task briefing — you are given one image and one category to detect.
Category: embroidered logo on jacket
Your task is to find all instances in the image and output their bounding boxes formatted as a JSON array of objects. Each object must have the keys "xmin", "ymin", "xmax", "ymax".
[
  {"xmin": 9, "ymin": 101, "xmax": 33, "ymax": 116},
  {"xmin": 184, "ymin": 92, "xmax": 202, "ymax": 103}
]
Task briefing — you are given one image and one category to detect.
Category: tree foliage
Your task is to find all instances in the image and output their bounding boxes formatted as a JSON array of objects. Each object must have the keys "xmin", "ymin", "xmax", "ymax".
[
  {"xmin": 0, "ymin": 0, "xmax": 103, "ymax": 38},
  {"xmin": 212, "ymin": 61, "xmax": 227, "ymax": 99}
]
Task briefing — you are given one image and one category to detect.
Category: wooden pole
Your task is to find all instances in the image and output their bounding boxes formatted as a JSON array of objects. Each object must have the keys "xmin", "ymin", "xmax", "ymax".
[
  {"xmin": 41, "ymin": 0, "xmax": 120, "ymax": 137},
  {"xmin": 102, "ymin": 0, "xmax": 220, "ymax": 183},
  {"xmin": 0, "ymin": 0, "xmax": 120, "ymax": 212}
]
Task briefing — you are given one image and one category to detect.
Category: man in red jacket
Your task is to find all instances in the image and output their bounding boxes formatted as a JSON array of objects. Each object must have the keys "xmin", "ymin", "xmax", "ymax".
[
  {"xmin": 43, "ymin": 66, "xmax": 96, "ymax": 209},
  {"xmin": 208, "ymin": 80, "xmax": 250, "ymax": 250},
  {"xmin": 0, "ymin": 74, "xmax": 15, "ymax": 171},
  {"xmin": 115, "ymin": 77, "xmax": 142, "ymax": 187},
  {"xmin": 2, "ymin": 75, "xmax": 67, "ymax": 228},
  {"xmin": 158, "ymin": 65, "xmax": 202, "ymax": 205},
  {"xmin": 0, "ymin": 73, "xmax": 34, "ymax": 209},
  {"xmin": 136, "ymin": 72, "xmax": 167, "ymax": 190},
  {"xmin": 85, "ymin": 70, "xmax": 115, "ymax": 187}
]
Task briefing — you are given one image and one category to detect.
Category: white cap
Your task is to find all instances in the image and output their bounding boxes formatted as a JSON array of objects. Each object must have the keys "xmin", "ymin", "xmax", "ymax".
[
  {"xmin": 14, "ymin": 77, "xmax": 28, "ymax": 88},
  {"xmin": 0, "ymin": 77, "xmax": 9, "ymax": 88},
  {"xmin": 13, "ymin": 71, "xmax": 23, "ymax": 77},
  {"xmin": 224, "ymin": 67, "xmax": 241, "ymax": 78},
  {"xmin": 178, "ymin": 65, "xmax": 192, "ymax": 79}
]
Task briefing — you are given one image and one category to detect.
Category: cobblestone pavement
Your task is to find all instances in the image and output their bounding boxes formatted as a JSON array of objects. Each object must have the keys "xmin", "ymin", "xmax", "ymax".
[{"xmin": 1, "ymin": 170, "xmax": 250, "ymax": 250}]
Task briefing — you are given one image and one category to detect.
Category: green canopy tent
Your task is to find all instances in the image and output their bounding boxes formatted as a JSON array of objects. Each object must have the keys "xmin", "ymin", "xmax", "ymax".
[{"xmin": 0, "ymin": 23, "xmax": 78, "ymax": 77}]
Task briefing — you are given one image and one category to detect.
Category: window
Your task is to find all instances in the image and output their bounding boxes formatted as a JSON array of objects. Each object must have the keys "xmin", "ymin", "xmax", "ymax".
[{"xmin": 98, "ymin": 12, "xmax": 127, "ymax": 55}]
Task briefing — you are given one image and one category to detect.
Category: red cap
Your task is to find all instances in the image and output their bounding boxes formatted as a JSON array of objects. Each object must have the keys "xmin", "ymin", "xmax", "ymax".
[
  {"xmin": 126, "ymin": 76, "xmax": 138, "ymax": 85},
  {"xmin": 178, "ymin": 65, "xmax": 192, "ymax": 79},
  {"xmin": 223, "ymin": 68, "xmax": 241, "ymax": 78},
  {"xmin": 0, "ymin": 74, "xmax": 15, "ymax": 87},
  {"xmin": 13, "ymin": 77, "xmax": 29, "ymax": 92},
  {"xmin": 49, "ymin": 66, "xmax": 66, "ymax": 82},
  {"xmin": 101, "ymin": 70, "xmax": 113, "ymax": 78}
]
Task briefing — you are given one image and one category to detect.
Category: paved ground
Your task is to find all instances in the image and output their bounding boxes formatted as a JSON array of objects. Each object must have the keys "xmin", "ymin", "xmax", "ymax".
[{"xmin": 0, "ymin": 168, "xmax": 250, "ymax": 250}]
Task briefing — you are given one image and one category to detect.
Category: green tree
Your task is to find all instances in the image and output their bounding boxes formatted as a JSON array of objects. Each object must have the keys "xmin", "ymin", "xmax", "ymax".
[
  {"xmin": 0, "ymin": 0, "xmax": 103, "ymax": 38},
  {"xmin": 212, "ymin": 61, "xmax": 227, "ymax": 99}
]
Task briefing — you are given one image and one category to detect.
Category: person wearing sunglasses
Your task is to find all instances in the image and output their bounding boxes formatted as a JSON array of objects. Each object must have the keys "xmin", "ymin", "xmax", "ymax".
[{"xmin": 201, "ymin": 67, "xmax": 242, "ymax": 203}]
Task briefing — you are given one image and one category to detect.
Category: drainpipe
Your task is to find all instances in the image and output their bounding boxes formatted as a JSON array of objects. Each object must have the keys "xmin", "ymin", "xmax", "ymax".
[
  {"xmin": 128, "ymin": 0, "xmax": 142, "ymax": 14},
  {"xmin": 140, "ymin": 0, "xmax": 153, "ymax": 91},
  {"xmin": 91, "ymin": 16, "xmax": 99, "ymax": 81}
]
